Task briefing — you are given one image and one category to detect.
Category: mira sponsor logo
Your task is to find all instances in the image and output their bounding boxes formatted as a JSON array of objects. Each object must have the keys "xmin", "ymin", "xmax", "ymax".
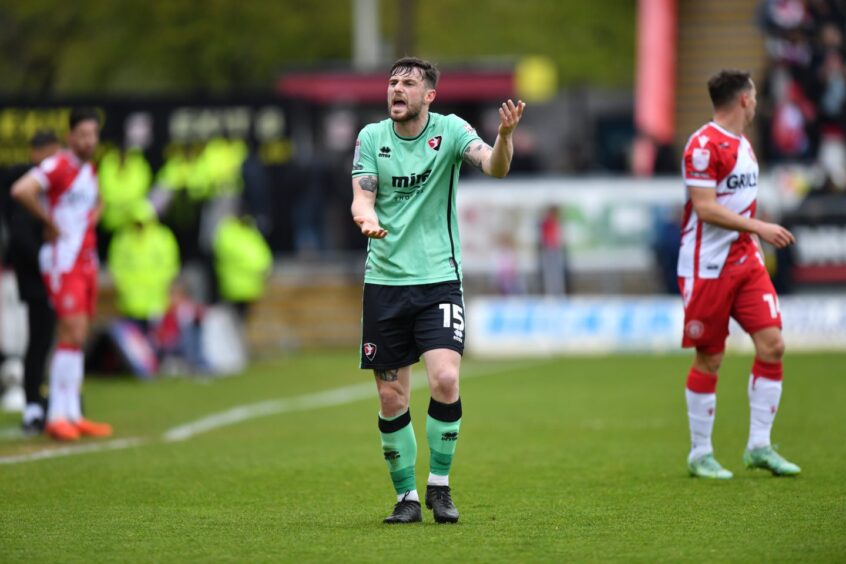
[
  {"xmin": 391, "ymin": 169, "xmax": 432, "ymax": 188},
  {"xmin": 725, "ymin": 172, "xmax": 757, "ymax": 190}
]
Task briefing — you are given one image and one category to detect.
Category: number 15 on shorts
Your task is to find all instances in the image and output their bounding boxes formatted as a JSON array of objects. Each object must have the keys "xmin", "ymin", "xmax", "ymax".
[
  {"xmin": 439, "ymin": 303, "xmax": 464, "ymax": 330},
  {"xmin": 440, "ymin": 303, "xmax": 465, "ymax": 344}
]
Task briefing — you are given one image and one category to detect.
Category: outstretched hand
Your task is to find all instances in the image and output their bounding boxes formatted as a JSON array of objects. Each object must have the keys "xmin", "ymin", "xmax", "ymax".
[
  {"xmin": 498, "ymin": 99, "xmax": 526, "ymax": 137},
  {"xmin": 354, "ymin": 216, "xmax": 388, "ymax": 239}
]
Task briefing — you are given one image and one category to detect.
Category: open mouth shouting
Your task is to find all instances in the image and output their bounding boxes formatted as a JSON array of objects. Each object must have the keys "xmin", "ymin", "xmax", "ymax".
[{"xmin": 391, "ymin": 97, "xmax": 407, "ymax": 112}]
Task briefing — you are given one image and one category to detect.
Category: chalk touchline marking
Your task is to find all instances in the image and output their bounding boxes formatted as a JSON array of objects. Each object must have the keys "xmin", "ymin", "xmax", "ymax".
[{"xmin": 0, "ymin": 360, "xmax": 550, "ymax": 465}]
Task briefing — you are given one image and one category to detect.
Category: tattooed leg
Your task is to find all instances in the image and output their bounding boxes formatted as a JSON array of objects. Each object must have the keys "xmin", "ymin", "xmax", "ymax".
[
  {"xmin": 374, "ymin": 366, "xmax": 410, "ymax": 416},
  {"xmin": 375, "ymin": 368, "xmax": 399, "ymax": 382}
]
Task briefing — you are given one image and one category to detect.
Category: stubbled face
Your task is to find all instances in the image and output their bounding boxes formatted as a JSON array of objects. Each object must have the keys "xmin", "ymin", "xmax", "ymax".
[
  {"xmin": 387, "ymin": 67, "xmax": 432, "ymax": 123},
  {"xmin": 68, "ymin": 119, "xmax": 99, "ymax": 161},
  {"xmin": 742, "ymin": 81, "xmax": 757, "ymax": 126}
]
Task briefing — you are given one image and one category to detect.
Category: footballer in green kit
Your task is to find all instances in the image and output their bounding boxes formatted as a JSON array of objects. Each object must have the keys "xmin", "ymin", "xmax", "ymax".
[{"xmin": 351, "ymin": 57, "xmax": 525, "ymax": 524}]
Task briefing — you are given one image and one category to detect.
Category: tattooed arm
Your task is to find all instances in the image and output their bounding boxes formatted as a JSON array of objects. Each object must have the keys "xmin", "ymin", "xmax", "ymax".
[
  {"xmin": 351, "ymin": 175, "xmax": 387, "ymax": 239},
  {"xmin": 462, "ymin": 99, "xmax": 526, "ymax": 178}
]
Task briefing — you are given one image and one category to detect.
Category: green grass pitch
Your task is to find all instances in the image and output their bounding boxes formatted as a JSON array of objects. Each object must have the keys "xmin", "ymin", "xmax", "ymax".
[{"xmin": 1, "ymin": 351, "xmax": 844, "ymax": 562}]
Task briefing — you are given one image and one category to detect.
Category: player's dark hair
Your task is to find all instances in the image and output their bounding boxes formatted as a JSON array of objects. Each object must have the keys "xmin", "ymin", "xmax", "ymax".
[
  {"xmin": 390, "ymin": 57, "xmax": 440, "ymax": 89},
  {"xmin": 69, "ymin": 107, "xmax": 101, "ymax": 130},
  {"xmin": 29, "ymin": 129, "xmax": 59, "ymax": 148},
  {"xmin": 707, "ymin": 70, "xmax": 753, "ymax": 108}
]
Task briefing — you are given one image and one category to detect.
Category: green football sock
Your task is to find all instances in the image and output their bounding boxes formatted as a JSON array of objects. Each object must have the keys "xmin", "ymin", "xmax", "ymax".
[
  {"xmin": 426, "ymin": 398, "xmax": 462, "ymax": 476},
  {"xmin": 378, "ymin": 409, "xmax": 417, "ymax": 494}
]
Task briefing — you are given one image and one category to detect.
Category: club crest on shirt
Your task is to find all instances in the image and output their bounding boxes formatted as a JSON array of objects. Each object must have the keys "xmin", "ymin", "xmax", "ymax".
[
  {"xmin": 692, "ymin": 148, "xmax": 710, "ymax": 171},
  {"xmin": 685, "ymin": 320, "xmax": 705, "ymax": 339},
  {"xmin": 427, "ymin": 136, "xmax": 442, "ymax": 151},
  {"xmin": 363, "ymin": 342, "xmax": 377, "ymax": 361}
]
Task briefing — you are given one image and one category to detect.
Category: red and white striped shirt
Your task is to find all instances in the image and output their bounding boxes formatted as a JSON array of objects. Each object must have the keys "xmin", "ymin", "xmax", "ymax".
[
  {"xmin": 678, "ymin": 121, "xmax": 759, "ymax": 279},
  {"xmin": 30, "ymin": 150, "xmax": 99, "ymax": 278}
]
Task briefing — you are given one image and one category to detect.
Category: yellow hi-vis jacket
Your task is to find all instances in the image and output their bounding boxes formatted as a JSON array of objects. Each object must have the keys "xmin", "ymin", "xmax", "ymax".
[
  {"xmin": 108, "ymin": 213, "xmax": 180, "ymax": 320},
  {"xmin": 98, "ymin": 148, "xmax": 152, "ymax": 231},
  {"xmin": 198, "ymin": 137, "xmax": 248, "ymax": 197},
  {"xmin": 213, "ymin": 216, "xmax": 272, "ymax": 303}
]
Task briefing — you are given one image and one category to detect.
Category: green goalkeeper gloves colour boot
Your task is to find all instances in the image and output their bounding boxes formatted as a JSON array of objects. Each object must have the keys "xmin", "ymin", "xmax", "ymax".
[
  {"xmin": 688, "ymin": 453, "xmax": 733, "ymax": 479},
  {"xmin": 743, "ymin": 446, "xmax": 801, "ymax": 476}
]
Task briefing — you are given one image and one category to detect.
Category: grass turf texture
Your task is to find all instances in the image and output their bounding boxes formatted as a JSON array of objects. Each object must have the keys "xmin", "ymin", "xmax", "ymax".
[{"xmin": 1, "ymin": 352, "xmax": 844, "ymax": 562}]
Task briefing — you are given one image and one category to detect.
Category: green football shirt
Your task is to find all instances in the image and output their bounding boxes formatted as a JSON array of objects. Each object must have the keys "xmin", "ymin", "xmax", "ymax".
[{"xmin": 352, "ymin": 112, "xmax": 481, "ymax": 285}]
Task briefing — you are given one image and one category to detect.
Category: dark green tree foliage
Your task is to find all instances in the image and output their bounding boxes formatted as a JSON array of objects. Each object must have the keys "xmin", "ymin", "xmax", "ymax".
[
  {"xmin": 387, "ymin": 0, "xmax": 635, "ymax": 87},
  {"xmin": 0, "ymin": 0, "xmax": 634, "ymax": 95},
  {"xmin": 0, "ymin": 0, "xmax": 351, "ymax": 95}
]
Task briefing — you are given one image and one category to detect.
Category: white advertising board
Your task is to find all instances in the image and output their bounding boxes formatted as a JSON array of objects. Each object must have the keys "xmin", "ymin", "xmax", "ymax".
[
  {"xmin": 457, "ymin": 176, "xmax": 782, "ymax": 274},
  {"xmin": 467, "ymin": 295, "xmax": 846, "ymax": 356}
]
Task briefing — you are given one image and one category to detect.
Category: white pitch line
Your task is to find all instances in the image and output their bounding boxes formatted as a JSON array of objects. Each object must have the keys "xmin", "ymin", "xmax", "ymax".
[
  {"xmin": 0, "ymin": 359, "xmax": 551, "ymax": 464},
  {"xmin": 0, "ymin": 437, "xmax": 146, "ymax": 465},
  {"xmin": 162, "ymin": 381, "xmax": 376, "ymax": 442},
  {"xmin": 163, "ymin": 359, "xmax": 549, "ymax": 442}
]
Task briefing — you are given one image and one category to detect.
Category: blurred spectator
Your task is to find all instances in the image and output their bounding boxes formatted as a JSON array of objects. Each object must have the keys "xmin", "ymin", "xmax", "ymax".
[
  {"xmin": 153, "ymin": 143, "xmax": 204, "ymax": 262},
  {"xmin": 759, "ymin": 0, "xmax": 814, "ymax": 68},
  {"xmin": 152, "ymin": 280, "xmax": 208, "ymax": 374},
  {"xmin": 538, "ymin": 205, "xmax": 567, "ymax": 295},
  {"xmin": 492, "ymin": 232, "xmax": 524, "ymax": 295},
  {"xmin": 2, "ymin": 130, "xmax": 60, "ymax": 433},
  {"xmin": 291, "ymin": 157, "xmax": 329, "ymax": 256},
  {"xmin": 771, "ymin": 74, "xmax": 816, "ymax": 159},
  {"xmin": 107, "ymin": 200, "xmax": 180, "ymax": 332},
  {"xmin": 98, "ymin": 146, "xmax": 152, "ymax": 231},
  {"xmin": 241, "ymin": 140, "xmax": 273, "ymax": 238},
  {"xmin": 213, "ymin": 211, "xmax": 272, "ymax": 320},
  {"xmin": 199, "ymin": 136, "xmax": 247, "ymax": 198},
  {"xmin": 759, "ymin": 0, "xmax": 846, "ymax": 188},
  {"xmin": 814, "ymin": 23, "xmax": 846, "ymax": 190},
  {"xmin": 195, "ymin": 137, "xmax": 248, "ymax": 302},
  {"xmin": 652, "ymin": 205, "xmax": 682, "ymax": 295}
]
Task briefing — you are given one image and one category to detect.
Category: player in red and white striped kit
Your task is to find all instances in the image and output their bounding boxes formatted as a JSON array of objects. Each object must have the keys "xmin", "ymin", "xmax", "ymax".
[
  {"xmin": 678, "ymin": 70, "xmax": 800, "ymax": 478},
  {"xmin": 12, "ymin": 108, "xmax": 113, "ymax": 442}
]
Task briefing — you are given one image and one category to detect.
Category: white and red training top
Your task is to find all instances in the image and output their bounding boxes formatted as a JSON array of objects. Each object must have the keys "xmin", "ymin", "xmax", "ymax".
[
  {"xmin": 678, "ymin": 121, "xmax": 759, "ymax": 279},
  {"xmin": 29, "ymin": 150, "xmax": 99, "ymax": 278}
]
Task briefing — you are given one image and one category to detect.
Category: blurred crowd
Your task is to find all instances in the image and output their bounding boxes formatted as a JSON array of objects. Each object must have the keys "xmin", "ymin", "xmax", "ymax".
[
  {"xmin": 1, "ymin": 132, "xmax": 274, "ymax": 388},
  {"xmin": 758, "ymin": 0, "xmax": 846, "ymax": 192},
  {"xmin": 97, "ymin": 137, "xmax": 273, "ymax": 378}
]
